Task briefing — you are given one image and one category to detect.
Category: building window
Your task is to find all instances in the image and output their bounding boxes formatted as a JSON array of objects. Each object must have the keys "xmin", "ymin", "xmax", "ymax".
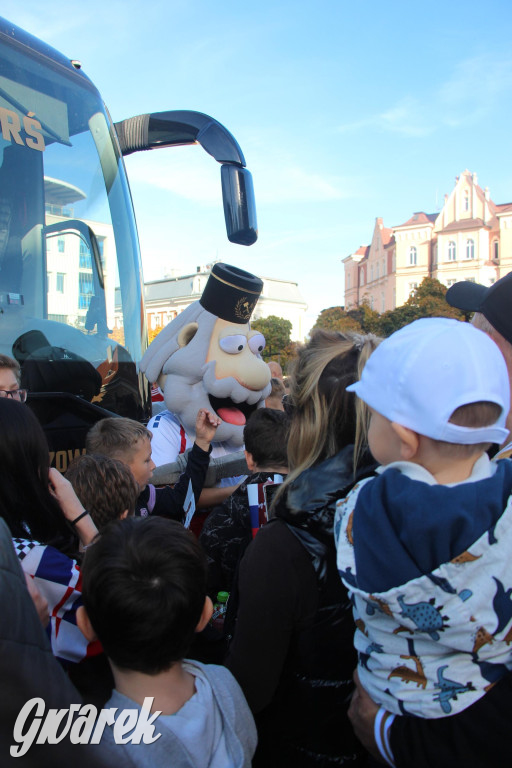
[
  {"xmin": 375, "ymin": 263, "xmax": 379, "ymax": 279},
  {"xmin": 360, "ymin": 269, "xmax": 365, "ymax": 287},
  {"xmin": 466, "ymin": 239, "xmax": 475, "ymax": 259},
  {"xmin": 446, "ymin": 278, "xmax": 457, "ymax": 287},
  {"xmin": 408, "ymin": 282, "xmax": 418, "ymax": 296},
  {"xmin": 382, "ymin": 259, "xmax": 386, "ymax": 276},
  {"xmin": 463, "ymin": 190, "xmax": 469, "ymax": 212},
  {"xmin": 447, "ymin": 241, "xmax": 456, "ymax": 261},
  {"xmin": 381, "ymin": 292, "xmax": 385, "ymax": 312},
  {"xmin": 467, "ymin": 277, "xmax": 476, "ymax": 283},
  {"xmin": 79, "ymin": 242, "xmax": 92, "ymax": 269},
  {"xmin": 346, "ymin": 273, "xmax": 351, "ymax": 290},
  {"xmin": 58, "ymin": 238, "xmax": 65, "ymax": 253},
  {"xmin": 493, "ymin": 240, "xmax": 499, "ymax": 260},
  {"xmin": 370, "ymin": 265, "xmax": 374, "ymax": 282},
  {"xmin": 370, "ymin": 296, "xmax": 374, "ymax": 310},
  {"xmin": 79, "ymin": 272, "xmax": 94, "ymax": 309},
  {"xmin": 408, "ymin": 246, "xmax": 417, "ymax": 266},
  {"xmin": 56, "ymin": 273, "xmax": 65, "ymax": 293}
]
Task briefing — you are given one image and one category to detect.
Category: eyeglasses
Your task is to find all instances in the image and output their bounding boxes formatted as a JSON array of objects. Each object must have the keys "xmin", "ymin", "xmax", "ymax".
[{"xmin": 0, "ymin": 389, "xmax": 28, "ymax": 403}]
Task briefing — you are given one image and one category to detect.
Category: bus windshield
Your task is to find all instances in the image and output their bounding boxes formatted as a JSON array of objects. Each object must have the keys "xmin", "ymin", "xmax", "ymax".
[{"xmin": 0, "ymin": 34, "xmax": 149, "ymax": 420}]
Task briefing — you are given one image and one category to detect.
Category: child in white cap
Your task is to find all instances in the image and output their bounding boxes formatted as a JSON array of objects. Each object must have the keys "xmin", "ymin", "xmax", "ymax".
[{"xmin": 334, "ymin": 318, "xmax": 512, "ymax": 734}]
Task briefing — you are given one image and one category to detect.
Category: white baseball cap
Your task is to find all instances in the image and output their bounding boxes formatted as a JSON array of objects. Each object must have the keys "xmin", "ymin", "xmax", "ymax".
[{"xmin": 347, "ymin": 317, "xmax": 510, "ymax": 445}]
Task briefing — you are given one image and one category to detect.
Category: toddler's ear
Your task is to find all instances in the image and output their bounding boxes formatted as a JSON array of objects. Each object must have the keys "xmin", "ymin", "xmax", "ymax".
[
  {"xmin": 195, "ymin": 596, "xmax": 213, "ymax": 633},
  {"xmin": 76, "ymin": 605, "xmax": 98, "ymax": 642},
  {"xmin": 390, "ymin": 422, "xmax": 420, "ymax": 461}
]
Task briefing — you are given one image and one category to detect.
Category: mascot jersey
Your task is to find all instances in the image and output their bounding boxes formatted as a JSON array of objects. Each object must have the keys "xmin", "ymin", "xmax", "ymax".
[
  {"xmin": 334, "ymin": 454, "xmax": 512, "ymax": 719},
  {"xmin": 149, "ymin": 410, "xmax": 243, "ymax": 487}
]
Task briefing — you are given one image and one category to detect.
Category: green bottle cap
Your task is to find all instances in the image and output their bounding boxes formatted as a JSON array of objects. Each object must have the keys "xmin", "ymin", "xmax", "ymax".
[{"xmin": 216, "ymin": 591, "xmax": 229, "ymax": 603}]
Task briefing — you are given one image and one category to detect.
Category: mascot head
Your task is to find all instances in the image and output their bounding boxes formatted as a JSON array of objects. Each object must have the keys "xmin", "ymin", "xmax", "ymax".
[{"xmin": 140, "ymin": 263, "xmax": 272, "ymax": 446}]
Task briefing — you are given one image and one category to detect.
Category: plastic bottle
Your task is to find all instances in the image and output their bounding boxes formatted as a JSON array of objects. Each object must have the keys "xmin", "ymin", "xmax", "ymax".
[{"xmin": 211, "ymin": 591, "xmax": 229, "ymax": 632}]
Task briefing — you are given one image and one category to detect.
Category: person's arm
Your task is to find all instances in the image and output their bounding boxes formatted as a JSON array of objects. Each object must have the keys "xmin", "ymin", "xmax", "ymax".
[
  {"xmin": 152, "ymin": 409, "xmax": 223, "ymax": 520},
  {"xmin": 349, "ymin": 665, "xmax": 512, "ymax": 768},
  {"xmin": 348, "ymin": 671, "xmax": 392, "ymax": 765},
  {"xmin": 225, "ymin": 521, "xmax": 317, "ymax": 713},
  {"xmin": 48, "ymin": 468, "xmax": 98, "ymax": 547}
]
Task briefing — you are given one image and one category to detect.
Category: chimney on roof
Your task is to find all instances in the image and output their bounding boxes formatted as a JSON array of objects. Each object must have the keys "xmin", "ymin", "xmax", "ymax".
[{"xmin": 376, "ymin": 216, "xmax": 383, "ymax": 229}]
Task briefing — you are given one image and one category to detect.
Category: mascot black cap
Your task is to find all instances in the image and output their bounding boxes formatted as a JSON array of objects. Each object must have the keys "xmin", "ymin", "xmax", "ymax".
[{"xmin": 200, "ymin": 263, "xmax": 263, "ymax": 324}]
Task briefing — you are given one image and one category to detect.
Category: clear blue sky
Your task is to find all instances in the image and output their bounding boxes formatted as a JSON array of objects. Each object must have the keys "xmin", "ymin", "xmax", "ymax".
[{"xmin": 4, "ymin": 0, "xmax": 512, "ymax": 332}]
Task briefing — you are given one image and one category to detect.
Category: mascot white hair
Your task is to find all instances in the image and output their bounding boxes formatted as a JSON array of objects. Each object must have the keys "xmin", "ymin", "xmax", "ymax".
[{"xmin": 140, "ymin": 263, "xmax": 272, "ymax": 466}]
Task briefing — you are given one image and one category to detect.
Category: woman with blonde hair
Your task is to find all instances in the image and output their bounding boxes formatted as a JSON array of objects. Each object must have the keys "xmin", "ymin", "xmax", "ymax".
[{"xmin": 225, "ymin": 329, "xmax": 380, "ymax": 767}]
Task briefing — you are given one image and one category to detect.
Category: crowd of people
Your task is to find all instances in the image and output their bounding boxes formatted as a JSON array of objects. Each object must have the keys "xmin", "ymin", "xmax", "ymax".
[{"xmin": 1, "ymin": 273, "xmax": 512, "ymax": 767}]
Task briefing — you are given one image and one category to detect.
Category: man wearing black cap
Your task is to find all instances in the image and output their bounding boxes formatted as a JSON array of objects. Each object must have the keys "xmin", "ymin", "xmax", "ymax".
[{"xmin": 446, "ymin": 272, "xmax": 512, "ymax": 458}]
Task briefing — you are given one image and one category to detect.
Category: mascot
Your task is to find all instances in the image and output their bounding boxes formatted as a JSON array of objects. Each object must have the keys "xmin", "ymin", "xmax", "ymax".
[{"xmin": 140, "ymin": 263, "xmax": 271, "ymax": 495}]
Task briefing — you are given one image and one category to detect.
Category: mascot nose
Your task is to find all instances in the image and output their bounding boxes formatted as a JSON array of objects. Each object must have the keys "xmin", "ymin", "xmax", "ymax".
[{"xmin": 239, "ymin": 351, "xmax": 271, "ymax": 391}]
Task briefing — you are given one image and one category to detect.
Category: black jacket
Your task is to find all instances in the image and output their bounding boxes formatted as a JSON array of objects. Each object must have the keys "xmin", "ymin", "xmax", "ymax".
[{"xmin": 226, "ymin": 446, "xmax": 376, "ymax": 767}]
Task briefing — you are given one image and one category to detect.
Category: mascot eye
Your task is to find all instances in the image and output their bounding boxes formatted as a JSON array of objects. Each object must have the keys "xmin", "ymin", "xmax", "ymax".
[
  {"xmin": 248, "ymin": 333, "xmax": 266, "ymax": 354},
  {"xmin": 219, "ymin": 335, "xmax": 248, "ymax": 354}
]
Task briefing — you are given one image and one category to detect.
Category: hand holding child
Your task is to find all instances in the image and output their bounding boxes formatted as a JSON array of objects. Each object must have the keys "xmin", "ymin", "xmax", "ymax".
[{"xmin": 195, "ymin": 408, "xmax": 221, "ymax": 452}]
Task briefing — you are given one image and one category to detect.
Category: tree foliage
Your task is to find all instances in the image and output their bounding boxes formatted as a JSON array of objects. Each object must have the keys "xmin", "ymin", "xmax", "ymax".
[
  {"xmin": 252, "ymin": 315, "xmax": 293, "ymax": 362},
  {"xmin": 314, "ymin": 278, "xmax": 466, "ymax": 338}
]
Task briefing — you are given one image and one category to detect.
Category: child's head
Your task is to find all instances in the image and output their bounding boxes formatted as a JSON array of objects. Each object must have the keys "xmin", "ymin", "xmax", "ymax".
[
  {"xmin": 79, "ymin": 517, "xmax": 211, "ymax": 674},
  {"xmin": 244, "ymin": 408, "xmax": 290, "ymax": 470},
  {"xmin": 86, "ymin": 417, "xmax": 155, "ymax": 490},
  {"xmin": 349, "ymin": 318, "xmax": 510, "ymax": 465},
  {"xmin": 66, "ymin": 454, "xmax": 139, "ymax": 530}
]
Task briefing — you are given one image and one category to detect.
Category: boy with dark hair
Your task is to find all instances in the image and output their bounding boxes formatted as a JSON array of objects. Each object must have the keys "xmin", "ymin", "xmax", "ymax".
[
  {"xmin": 334, "ymin": 318, "xmax": 512, "ymax": 762},
  {"xmin": 66, "ymin": 453, "xmax": 139, "ymax": 530},
  {"xmin": 77, "ymin": 517, "xmax": 256, "ymax": 766},
  {"xmin": 199, "ymin": 408, "xmax": 289, "ymax": 597},
  {"xmin": 86, "ymin": 409, "xmax": 220, "ymax": 525}
]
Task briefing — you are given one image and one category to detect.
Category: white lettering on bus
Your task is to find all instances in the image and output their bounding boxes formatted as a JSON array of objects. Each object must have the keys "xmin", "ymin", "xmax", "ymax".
[{"xmin": 0, "ymin": 107, "xmax": 45, "ymax": 152}]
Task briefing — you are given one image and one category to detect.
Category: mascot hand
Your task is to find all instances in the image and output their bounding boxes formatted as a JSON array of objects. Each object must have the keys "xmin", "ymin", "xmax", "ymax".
[{"xmin": 195, "ymin": 408, "xmax": 222, "ymax": 452}]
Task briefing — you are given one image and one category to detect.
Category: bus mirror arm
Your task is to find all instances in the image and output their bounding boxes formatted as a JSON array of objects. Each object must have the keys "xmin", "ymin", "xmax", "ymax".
[{"xmin": 114, "ymin": 110, "xmax": 258, "ymax": 246}]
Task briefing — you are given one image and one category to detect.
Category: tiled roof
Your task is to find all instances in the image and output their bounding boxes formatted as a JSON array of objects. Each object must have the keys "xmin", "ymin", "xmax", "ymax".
[
  {"xmin": 393, "ymin": 212, "xmax": 438, "ymax": 228},
  {"xmin": 437, "ymin": 218, "xmax": 490, "ymax": 233},
  {"xmin": 495, "ymin": 203, "xmax": 512, "ymax": 214}
]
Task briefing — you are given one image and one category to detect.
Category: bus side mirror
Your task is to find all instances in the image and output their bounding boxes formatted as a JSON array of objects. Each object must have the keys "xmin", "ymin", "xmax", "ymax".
[
  {"xmin": 221, "ymin": 165, "xmax": 257, "ymax": 246},
  {"xmin": 114, "ymin": 110, "xmax": 258, "ymax": 247}
]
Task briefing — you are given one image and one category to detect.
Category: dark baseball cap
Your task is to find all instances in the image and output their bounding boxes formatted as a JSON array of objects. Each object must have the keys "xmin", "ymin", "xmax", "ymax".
[{"xmin": 446, "ymin": 272, "xmax": 512, "ymax": 345}]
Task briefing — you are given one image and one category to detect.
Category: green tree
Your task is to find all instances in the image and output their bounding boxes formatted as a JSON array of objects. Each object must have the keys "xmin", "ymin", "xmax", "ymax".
[
  {"xmin": 313, "ymin": 307, "xmax": 362, "ymax": 333},
  {"xmin": 376, "ymin": 278, "xmax": 465, "ymax": 336},
  {"xmin": 314, "ymin": 300, "xmax": 380, "ymax": 335},
  {"xmin": 252, "ymin": 315, "xmax": 292, "ymax": 362}
]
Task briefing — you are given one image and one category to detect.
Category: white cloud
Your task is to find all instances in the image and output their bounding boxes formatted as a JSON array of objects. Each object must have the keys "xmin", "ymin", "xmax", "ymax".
[{"xmin": 337, "ymin": 52, "xmax": 512, "ymax": 138}]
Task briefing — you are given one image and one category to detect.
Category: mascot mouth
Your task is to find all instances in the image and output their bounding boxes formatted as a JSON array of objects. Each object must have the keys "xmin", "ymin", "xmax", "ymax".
[{"xmin": 208, "ymin": 395, "xmax": 258, "ymax": 426}]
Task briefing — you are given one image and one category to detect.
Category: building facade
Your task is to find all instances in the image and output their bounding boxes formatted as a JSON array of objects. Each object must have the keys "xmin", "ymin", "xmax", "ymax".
[
  {"xmin": 141, "ymin": 263, "xmax": 309, "ymax": 342},
  {"xmin": 344, "ymin": 171, "xmax": 512, "ymax": 311}
]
